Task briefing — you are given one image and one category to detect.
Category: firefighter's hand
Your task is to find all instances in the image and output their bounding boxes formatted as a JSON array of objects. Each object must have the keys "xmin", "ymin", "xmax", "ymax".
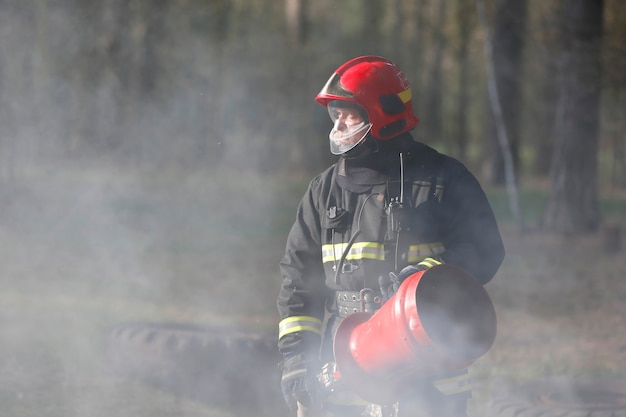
[
  {"xmin": 397, "ymin": 257, "xmax": 444, "ymax": 281},
  {"xmin": 379, "ymin": 273, "xmax": 401, "ymax": 300},
  {"xmin": 280, "ymin": 353, "xmax": 320, "ymax": 413},
  {"xmin": 381, "ymin": 258, "xmax": 439, "ymax": 300}
]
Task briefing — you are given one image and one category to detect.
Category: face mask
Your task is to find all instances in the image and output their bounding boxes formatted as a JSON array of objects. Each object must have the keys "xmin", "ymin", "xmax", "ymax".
[
  {"xmin": 327, "ymin": 103, "xmax": 372, "ymax": 155},
  {"xmin": 329, "ymin": 120, "xmax": 372, "ymax": 155}
]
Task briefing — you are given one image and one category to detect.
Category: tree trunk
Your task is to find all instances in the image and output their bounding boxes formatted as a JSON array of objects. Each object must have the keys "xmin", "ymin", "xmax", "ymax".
[
  {"xmin": 0, "ymin": 1, "xmax": 14, "ymax": 184},
  {"xmin": 531, "ymin": 48, "xmax": 559, "ymax": 177},
  {"xmin": 455, "ymin": 1, "xmax": 473, "ymax": 162},
  {"xmin": 423, "ymin": 0, "xmax": 448, "ymax": 143},
  {"xmin": 285, "ymin": 0, "xmax": 309, "ymax": 48},
  {"xmin": 543, "ymin": 0, "xmax": 604, "ymax": 234},
  {"xmin": 488, "ymin": 0, "xmax": 527, "ymax": 185},
  {"xmin": 477, "ymin": 0, "xmax": 524, "ymax": 230},
  {"xmin": 360, "ymin": 0, "xmax": 384, "ymax": 48},
  {"xmin": 406, "ymin": 0, "xmax": 426, "ymax": 143}
]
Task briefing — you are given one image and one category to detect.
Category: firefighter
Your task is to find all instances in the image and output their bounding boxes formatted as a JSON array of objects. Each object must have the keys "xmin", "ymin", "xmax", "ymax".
[{"xmin": 277, "ymin": 56, "xmax": 505, "ymax": 417}]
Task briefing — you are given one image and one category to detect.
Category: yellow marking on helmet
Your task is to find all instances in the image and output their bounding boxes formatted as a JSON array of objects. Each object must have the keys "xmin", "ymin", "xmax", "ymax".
[{"xmin": 397, "ymin": 87, "xmax": 412, "ymax": 103}]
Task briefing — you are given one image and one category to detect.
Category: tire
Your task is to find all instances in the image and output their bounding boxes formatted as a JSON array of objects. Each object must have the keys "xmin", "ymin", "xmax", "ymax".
[
  {"xmin": 105, "ymin": 321, "xmax": 289, "ymax": 416},
  {"xmin": 488, "ymin": 378, "xmax": 626, "ymax": 417}
]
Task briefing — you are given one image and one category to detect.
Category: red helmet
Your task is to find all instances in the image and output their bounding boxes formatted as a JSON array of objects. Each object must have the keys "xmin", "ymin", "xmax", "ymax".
[{"xmin": 315, "ymin": 56, "xmax": 419, "ymax": 140}]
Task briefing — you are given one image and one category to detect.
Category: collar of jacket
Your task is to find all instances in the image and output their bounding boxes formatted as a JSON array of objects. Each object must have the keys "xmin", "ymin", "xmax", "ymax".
[{"xmin": 336, "ymin": 133, "xmax": 421, "ymax": 193}]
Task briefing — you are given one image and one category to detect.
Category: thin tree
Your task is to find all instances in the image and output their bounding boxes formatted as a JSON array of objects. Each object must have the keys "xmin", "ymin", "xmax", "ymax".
[
  {"xmin": 285, "ymin": 0, "xmax": 308, "ymax": 48},
  {"xmin": 477, "ymin": 0, "xmax": 524, "ymax": 230},
  {"xmin": 455, "ymin": 0, "xmax": 474, "ymax": 162},
  {"xmin": 528, "ymin": 1, "xmax": 561, "ymax": 178},
  {"xmin": 423, "ymin": 0, "xmax": 448, "ymax": 143},
  {"xmin": 488, "ymin": 0, "xmax": 527, "ymax": 186}
]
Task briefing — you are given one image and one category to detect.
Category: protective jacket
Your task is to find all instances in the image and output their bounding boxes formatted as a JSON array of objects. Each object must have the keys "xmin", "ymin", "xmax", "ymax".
[{"xmin": 277, "ymin": 134, "xmax": 505, "ymax": 359}]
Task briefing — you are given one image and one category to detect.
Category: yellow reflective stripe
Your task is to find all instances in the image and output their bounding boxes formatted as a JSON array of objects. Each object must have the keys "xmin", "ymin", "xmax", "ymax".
[
  {"xmin": 321, "ymin": 242, "xmax": 385, "ymax": 263},
  {"xmin": 322, "ymin": 242, "xmax": 443, "ymax": 264},
  {"xmin": 417, "ymin": 257, "xmax": 443, "ymax": 269},
  {"xmin": 432, "ymin": 372, "xmax": 472, "ymax": 395},
  {"xmin": 397, "ymin": 87, "xmax": 412, "ymax": 103},
  {"xmin": 278, "ymin": 316, "xmax": 322, "ymax": 339},
  {"xmin": 407, "ymin": 242, "xmax": 445, "ymax": 263}
]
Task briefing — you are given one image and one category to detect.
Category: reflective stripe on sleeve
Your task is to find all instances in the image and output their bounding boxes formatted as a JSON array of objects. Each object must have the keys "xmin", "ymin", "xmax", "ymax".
[
  {"xmin": 321, "ymin": 242, "xmax": 385, "ymax": 263},
  {"xmin": 407, "ymin": 243, "xmax": 445, "ymax": 263},
  {"xmin": 416, "ymin": 257, "xmax": 443, "ymax": 269},
  {"xmin": 278, "ymin": 316, "xmax": 322, "ymax": 339},
  {"xmin": 432, "ymin": 371, "xmax": 472, "ymax": 396}
]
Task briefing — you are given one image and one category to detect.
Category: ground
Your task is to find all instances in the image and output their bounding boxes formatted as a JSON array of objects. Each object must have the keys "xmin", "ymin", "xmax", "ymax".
[
  {"xmin": 470, "ymin": 223, "xmax": 626, "ymax": 417},
  {"xmin": 0, "ymin": 167, "xmax": 625, "ymax": 416},
  {"xmin": 482, "ymin": 223, "xmax": 626, "ymax": 381}
]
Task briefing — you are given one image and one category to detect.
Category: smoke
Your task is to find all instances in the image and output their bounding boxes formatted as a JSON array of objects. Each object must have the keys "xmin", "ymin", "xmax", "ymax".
[
  {"xmin": 0, "ymin": 2, "xmax": 296, "ymax": 415},
  {"xmin": 0, "ymin": 145, "xmax": 290, "ymax": 415},
  {"xmin": 1, "ymin": 2, "xmax": 624, "ymax": 416}
]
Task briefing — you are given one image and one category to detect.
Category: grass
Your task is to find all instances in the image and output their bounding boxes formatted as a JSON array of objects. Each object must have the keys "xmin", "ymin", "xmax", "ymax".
[
  {"xmin": 487, "ymin": 183, "xmax": 626, "ymax": 227},
  {"xmin": 1, "ymin": 164, "xmax": 625, "ymax": 416}
]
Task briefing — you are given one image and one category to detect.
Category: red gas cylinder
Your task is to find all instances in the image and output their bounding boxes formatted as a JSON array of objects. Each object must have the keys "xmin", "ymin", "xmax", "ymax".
[{"xmin": 332, "ymin": 264, "xmax": 497, "ymax": 404}]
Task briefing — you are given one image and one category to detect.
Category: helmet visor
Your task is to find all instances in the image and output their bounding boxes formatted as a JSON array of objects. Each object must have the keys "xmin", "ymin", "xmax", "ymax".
[{"xmin": 327, "ymin": 101, "xmax": 372, "ymax": 155}]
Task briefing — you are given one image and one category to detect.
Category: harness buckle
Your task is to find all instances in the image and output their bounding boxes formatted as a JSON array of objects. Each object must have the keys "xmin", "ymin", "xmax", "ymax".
[{"xmin": 332, "ymin": 262, "xmax": 359, "ymax": 274}]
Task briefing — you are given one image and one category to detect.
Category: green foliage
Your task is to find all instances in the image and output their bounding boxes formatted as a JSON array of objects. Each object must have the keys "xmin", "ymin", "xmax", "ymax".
[
  {"xmin": 487, "ymin": 186, "xmax": 626, "ymax": 227},
  {"xmin": 487, "ymin": 186, "xmax": 547, "ymax": 225}
]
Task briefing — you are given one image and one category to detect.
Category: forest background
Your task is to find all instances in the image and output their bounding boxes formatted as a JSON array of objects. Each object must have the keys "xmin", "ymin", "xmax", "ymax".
[
  {"xmin": 1, "ymin": 0, "xmax": 624, "ymax": 209},
  {"xmin": 0, "ymin": 1, "xmax": 625, "ymax": 416}
]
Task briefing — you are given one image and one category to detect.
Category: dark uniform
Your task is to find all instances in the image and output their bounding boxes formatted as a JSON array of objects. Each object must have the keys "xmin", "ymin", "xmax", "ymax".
[
  {"xmin": 277, "ymin": 56, "xmax": 505, "ymax": 417},
  {"xmin": 278, "ymin": 135, "xmax": 504, "ymax": 416}
]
